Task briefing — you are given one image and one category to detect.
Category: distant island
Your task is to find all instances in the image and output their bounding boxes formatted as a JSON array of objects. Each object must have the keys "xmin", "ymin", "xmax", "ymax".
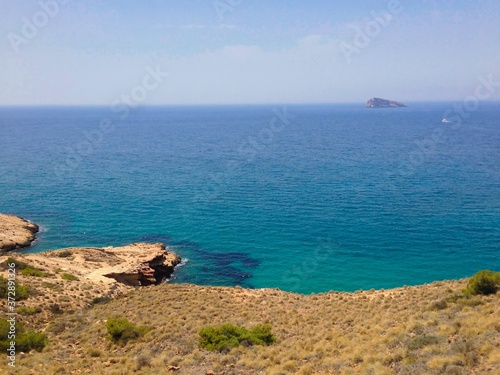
[{"xmin": 366, "ymin": 97, "xmax": 407, "ymax": 108}]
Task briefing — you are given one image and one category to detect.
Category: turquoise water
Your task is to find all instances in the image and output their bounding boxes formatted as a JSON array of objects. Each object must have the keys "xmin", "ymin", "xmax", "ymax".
[{"xmin": 0, "ymin": 103, "xmax": 498, "ymax": 293}]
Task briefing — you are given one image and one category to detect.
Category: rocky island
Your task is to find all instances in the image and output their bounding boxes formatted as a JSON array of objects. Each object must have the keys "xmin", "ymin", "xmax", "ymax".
[
  {"xmin": 0, "ymin": 213, "xmax": 39, "ymax": 253},
  {"xmin": 366, "ymin": 97, "xmax": 407, "ymax": 108}
]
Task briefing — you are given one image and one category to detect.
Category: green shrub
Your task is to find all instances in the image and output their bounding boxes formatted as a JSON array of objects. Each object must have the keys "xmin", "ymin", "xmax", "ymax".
[
  {"xmin": 106, "ymin": 317, "xmax": 149, "ymax": 343},
  {"xmin": 17, "ymin": 330, "xmax": 48, "ymax": 352},
  {"xmin": 21, "ymin": 267, "xmax": 48, "ymax": 277},
  {"xmin": 17, "ymin": 306, "xmax": 41, "ymax": 316},
  {"xmin": 61, "ymin": 273, "xmax": 79, "ymax": 281},
  {"xmin": 0, "ymin": 276, "xmax": 29, "ymax": 300},
  {"xmin": 1, "ymin": 257, "xmax": 30, "ymax": 270},
  {"xmin": 0, "ymin": 318, "xmax": 48, "ymax": 352},
  {"xmin": 198, "ymin": 324, "xmax": 276, "ymax": 352},
  {"xmin": 464, "ymin": 270, "xmax": 500, "ymax": 296}
]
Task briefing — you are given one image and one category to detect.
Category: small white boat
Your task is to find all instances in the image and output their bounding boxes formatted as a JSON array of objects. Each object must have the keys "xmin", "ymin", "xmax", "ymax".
[{"xmin": 441, "ymin": 118, "xmax": 452, "ymax": 123}]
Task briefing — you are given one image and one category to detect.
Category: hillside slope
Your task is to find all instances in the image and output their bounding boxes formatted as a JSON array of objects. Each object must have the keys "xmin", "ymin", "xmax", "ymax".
[{"xmin": 2, "ymin": 262, "xmax": 499, "ymax": 374}]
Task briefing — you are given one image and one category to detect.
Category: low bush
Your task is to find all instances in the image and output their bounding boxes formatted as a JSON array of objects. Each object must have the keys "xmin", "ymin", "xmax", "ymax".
[
  {"xmin": 0, "ymin": 318, "xmax": 48, "ymax": 352},
  {"xmin": 463, "ymin": 270, "xmax": 500, "ymax": 296},
  {"xmin": 0, "ymin": 276, "xmax": 29, "ymax": 300},
  {"xmin": 0, "ymin": 257, "xmax": 30, "ymax": 270},
  {"xmin": 17, "ymin": 306, "xmax": 41, "ymax": 315},
  {"xmin": 21, "ymin": 267, "xmax": 48, "ymax": 277},
  {"xmin": 199, "ymin": 324, "xmax": 276, "ymax": 352},
  {"xmin": 106, "ymin": 317, "xmax": 149, "ymax": 343},
  {"xmin": 61, "ymin": 273, "xmax": 79, "ymax": 281},
  {"xmin": 17, "ymin": 330, "xmax": 49, "ymax": 352}
]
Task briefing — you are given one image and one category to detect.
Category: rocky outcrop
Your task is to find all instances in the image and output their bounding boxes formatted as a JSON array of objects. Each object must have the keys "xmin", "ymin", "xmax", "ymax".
[
  {"xmin": 101, "ymin": 243, "xmax": 182, "ymax": 286},
  {"xmin": 0, "ymin": 242, "xmax": 181, "ymax": 330},
  {"xmin": 0, "ymin": 212, "xmax": 181, "ymax": 287},
  {"xmin": 366, "ymin": 97, "xmax": 407, "ymax": 108},
  {"xmin": 0, "ymin": 213, "xmax": 39, "ymax": 253},
  {"xmin": 28, "ymin": 242, "xmax": 182, "ymax": 287}
]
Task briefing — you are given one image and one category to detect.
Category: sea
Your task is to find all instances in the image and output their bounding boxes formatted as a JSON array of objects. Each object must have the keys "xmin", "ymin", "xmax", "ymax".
[{"xmin": 0, "ymin": 103, "xmax": 498, "ymax": 293}]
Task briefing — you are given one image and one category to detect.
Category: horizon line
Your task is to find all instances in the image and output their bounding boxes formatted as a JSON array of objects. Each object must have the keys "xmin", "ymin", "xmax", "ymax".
[{"xmin": 1, "ymin": 100, "xmax": 500, "ymax": 108}]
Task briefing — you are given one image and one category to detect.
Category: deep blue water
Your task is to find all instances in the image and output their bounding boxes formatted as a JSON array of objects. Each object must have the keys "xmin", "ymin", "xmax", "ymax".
[{"xmin": 0, "ymin": 103, "xmax": 498, "ymax": 293}]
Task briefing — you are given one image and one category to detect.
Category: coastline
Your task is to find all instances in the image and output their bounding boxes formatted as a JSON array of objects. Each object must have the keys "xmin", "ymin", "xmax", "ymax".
[
  {"xmin": 0, "ymin": 214, "xmax": 39, "ymax": 253},
  {"xmin": 0, "ymin": 213, "xmax": 476, "ymax": 293},
  {"xmin": 0, "ymin": 213, "xmax": 499, "ymax": 374}
]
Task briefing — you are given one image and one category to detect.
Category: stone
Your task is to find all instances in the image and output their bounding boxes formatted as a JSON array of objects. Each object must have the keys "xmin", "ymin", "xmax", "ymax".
[{"xmin": 0, "ymin": 213, "xmax": 39, "ymax": 253}]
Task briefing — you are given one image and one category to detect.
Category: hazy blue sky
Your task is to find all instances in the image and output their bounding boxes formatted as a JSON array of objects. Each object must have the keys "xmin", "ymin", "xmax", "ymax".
[{"xmin": 1, "ymin": 0, "xmax": 500, "ymax": 105}]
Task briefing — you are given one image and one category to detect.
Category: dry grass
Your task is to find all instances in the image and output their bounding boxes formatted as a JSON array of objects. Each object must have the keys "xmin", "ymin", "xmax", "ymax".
[
  {"xmin": 0, "ymin": 259, "xmax": 126, "ymax": 334},
  {"xmin": 1, "ymin": 263, "xmax": 498, "ymax": 375}
]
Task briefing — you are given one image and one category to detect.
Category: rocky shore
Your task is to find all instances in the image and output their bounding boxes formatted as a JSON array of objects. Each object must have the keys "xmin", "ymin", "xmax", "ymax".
[
  {"xmin": 36, "ymin": 242, "xmax": 182, "ymax": 287},
  {"xmin": 0, "ymin": 213, "xmax": 181, "ymax": 286},
  {"xmin": 0, "ymin": 213, "xmax": 498, "ymax": 374},
  {"xmin": 0, "ymin": 213, "xmax": 39, "ymax": 253},
  {"xmin": 0, "ymin": 214, "xmax": 182, "ymax": 327}
]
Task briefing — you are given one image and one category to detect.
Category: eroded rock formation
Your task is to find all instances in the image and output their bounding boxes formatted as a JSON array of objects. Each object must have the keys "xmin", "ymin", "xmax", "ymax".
[{"xmin": 101, "ymin": 243, "xmax": 182, "ymax": 286}]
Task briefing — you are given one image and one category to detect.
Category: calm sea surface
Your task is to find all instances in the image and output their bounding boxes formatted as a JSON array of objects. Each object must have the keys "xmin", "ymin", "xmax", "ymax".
[{"xmin": 0, "ymin": 103, "xmax": 498, "ymax": 293}]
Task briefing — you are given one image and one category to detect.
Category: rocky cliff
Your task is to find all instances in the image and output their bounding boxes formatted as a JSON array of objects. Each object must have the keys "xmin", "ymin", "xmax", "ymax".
[
  {"xmin": 366, "ymin": 97, "xmax": 407, "ymax": 108},
  {"xmin": 0, "ymin": 213, "xmax": 39, "ymax": 252}
]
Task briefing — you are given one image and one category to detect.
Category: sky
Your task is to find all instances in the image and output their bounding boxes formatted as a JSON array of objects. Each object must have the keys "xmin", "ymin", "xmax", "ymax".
[{"xmin": 1, "ymin": 0, "xmax": 500, "ymax": 105}]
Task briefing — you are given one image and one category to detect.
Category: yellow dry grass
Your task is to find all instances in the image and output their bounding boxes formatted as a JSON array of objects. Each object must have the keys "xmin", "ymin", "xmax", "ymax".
[
  {"xmin": 1, "ymin": 279, "xmax": 498, "ymax": 374},
  {"xmin": 0, "ymin": 253, "xmax": 499, "ymax": 374}
]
